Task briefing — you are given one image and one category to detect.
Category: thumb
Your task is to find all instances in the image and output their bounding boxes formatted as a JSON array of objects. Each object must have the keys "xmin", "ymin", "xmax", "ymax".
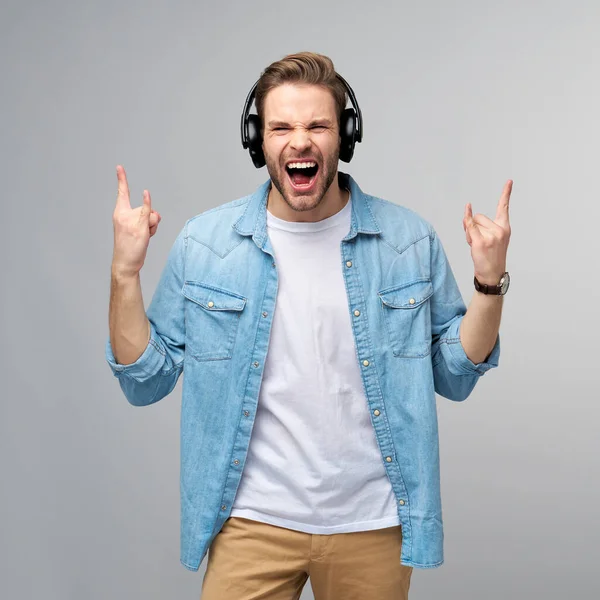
[{"xmin": 148, "ymin": 210, "xmax": 161, "ymax": 227}]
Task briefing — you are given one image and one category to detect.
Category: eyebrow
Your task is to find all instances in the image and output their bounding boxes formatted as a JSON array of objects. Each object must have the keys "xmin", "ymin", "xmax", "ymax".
[{"xmin": 267, "ymin": 119, "xmax": 333, "ymax": 128}]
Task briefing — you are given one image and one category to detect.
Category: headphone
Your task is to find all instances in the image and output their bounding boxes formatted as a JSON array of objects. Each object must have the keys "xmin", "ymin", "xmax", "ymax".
[{"xmin": 240, "ymin": 73, "xmax": 363, "ymax": 169}]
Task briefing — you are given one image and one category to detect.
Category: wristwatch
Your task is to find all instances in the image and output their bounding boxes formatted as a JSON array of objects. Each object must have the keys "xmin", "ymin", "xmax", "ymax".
[{"xmin": 474, "ymin": 271, "xmax": 510, "ymax": 295}]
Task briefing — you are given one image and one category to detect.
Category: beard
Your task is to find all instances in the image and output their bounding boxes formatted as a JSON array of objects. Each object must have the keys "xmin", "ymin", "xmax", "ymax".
[{"xmin": 264, "ymin": 142, "xmax": 340, "ymax": 213}]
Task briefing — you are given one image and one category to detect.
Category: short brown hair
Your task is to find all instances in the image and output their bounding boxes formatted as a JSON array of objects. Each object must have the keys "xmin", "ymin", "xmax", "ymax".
[{"xmin": 255, "ymin": 51, "xmax": 348, "ymax": 133}]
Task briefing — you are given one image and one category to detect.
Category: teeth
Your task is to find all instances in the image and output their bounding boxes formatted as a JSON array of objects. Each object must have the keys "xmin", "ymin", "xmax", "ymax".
[{"xmin": 287, "ymin": 162, "xmax": 316, "ymax": 169}]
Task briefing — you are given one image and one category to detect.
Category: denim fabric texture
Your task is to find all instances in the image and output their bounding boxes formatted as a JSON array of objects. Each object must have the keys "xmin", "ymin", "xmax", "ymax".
[{"xmin": 105, "ymin": 171, "xmax": 500, "ymax": 570}]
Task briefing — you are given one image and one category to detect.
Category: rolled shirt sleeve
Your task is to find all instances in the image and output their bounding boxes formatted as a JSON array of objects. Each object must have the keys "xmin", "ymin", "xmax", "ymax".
[
  {"xmin": 105, "ymin": 321, "xmax": 169, "ymax": 382},
  {"xmin": 437, "ymin": 314, "xmax": 500, "ymax": 376}
]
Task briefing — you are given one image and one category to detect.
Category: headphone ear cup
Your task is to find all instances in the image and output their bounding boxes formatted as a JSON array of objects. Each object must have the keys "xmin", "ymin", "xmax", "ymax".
[
  {"xmin": 339, "ymin": 108, "xmax": 357, "ymax": 163},
  {"xmin": 246, "ymin": 114, "xmax": 265, "ymax": 168}
]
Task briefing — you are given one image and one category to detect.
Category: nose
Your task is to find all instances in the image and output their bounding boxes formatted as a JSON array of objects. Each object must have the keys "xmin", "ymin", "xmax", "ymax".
[{"xmin": 289, "ymin": 126, "xmax": 312, "ymax": 153}]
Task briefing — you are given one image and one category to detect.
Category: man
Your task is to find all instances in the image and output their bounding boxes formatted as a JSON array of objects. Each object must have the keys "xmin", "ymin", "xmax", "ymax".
[{"xmin": 106, "ymin": 51, "xmax": 511, "ymax": 599}]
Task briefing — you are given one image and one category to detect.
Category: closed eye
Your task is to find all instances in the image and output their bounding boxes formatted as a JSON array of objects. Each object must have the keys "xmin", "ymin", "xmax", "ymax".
[{"xmin": 272, "ymin": 125, "xmax": 328, "ymax": 132}]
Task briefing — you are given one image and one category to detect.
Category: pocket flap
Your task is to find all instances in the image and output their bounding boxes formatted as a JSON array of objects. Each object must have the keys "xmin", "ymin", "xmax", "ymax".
[
  {"xmin": 378, "ymin": 279, "xmax": 433, "ymax": 309},
  {"xmin": 182, "ymin": 281, "xmax": 247, "ymax": 311}
]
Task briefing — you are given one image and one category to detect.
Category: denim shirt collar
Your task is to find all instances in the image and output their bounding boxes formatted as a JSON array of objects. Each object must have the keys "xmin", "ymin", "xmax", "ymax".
[{"xmin": 233, "ymin": 171, "xmax": 381, "ymax": 249}]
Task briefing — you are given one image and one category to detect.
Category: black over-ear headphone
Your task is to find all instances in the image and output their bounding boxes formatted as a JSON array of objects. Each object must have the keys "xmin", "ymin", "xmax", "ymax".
[{"xmin": 240, "ymin": 74, "xmax": 363, "ymax": 169}]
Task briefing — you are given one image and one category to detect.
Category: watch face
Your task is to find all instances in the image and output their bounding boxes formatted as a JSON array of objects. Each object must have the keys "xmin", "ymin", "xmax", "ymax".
[{"xmin": 500, "ymin": 272, "xmax": 510, "ymax": 294}]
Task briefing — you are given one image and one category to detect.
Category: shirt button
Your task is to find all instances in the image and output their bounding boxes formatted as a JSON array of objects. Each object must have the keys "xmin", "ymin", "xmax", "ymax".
[
  {"xmin": 233, "ymin": 459, "xmax": 239, "ymax": 465},
  {"xmin": 399, "ymin": 499, "xmax": 406, "ymax": 506},
  {"xmin": 221, "ymin": 505, "xmax": 227, "ymax": 510},
  {"xmin": 363, "ymin": 360, "xmax": 370, "ymax": 367},
  {"xmin": 408, "ymin": 298, "xmax": 415, "ymax": 305},
  {"xmin": 262, "ymin": 312, "xmax": 268, "ymax": 318},
  {"xmin": 354, "ymin": 310, "xmax": 360, "ymax": 317},
  {"xmin": 373, "ymin": 409, "xmax": 380, "ymax": 416},
  {"xmin": 243, "ymin": 411, "xmax": 249, "ymax": 417},
  {"xmin": 253, "ymin": 361, "xmax": 259, "ymax": 368},
  {"xmin": 386, "ymin": 456, "xmax": 392, "ymax": 462},
  {"xmin": 346, "ymin": 260, "xmax": 353, "ymax": 267},
  {"xmin": 208, "ymin": 301, "xmax": 215, "ymax": 308}
]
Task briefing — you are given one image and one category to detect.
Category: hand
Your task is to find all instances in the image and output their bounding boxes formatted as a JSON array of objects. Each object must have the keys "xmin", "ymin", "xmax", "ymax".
[
  {"xmin": 463, "ymin": 180, "xmax": 512, "ymax": 285},
  {"xmin": 111, "ymin": 165, "xmax": 162, "ymax": 278}
]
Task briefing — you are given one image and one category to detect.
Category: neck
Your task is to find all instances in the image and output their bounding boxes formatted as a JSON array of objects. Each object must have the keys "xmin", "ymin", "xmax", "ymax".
[{"xmin": 267, "ymin": 175, "xmax": 349, "ymax": 223}]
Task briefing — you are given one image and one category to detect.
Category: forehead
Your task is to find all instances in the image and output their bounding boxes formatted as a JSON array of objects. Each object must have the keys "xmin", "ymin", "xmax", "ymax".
[{"xmin": 262, "ymin": 83, "xmax": 337, "ymax": 122}]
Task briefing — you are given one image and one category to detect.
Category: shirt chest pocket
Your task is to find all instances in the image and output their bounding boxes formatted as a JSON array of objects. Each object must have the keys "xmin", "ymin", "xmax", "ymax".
[
  {"xmin": 182, "ymin": 281, "xmax": 247, "ymax": 361},
  {"xmin": 378, "ymin": 278, "xmax": 433, "ymax": 358}
]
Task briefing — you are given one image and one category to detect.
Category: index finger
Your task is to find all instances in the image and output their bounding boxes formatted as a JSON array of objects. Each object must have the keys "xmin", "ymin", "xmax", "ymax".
[
  {"xmin": 116, "ymin": 165, "xmax": 131, "ymax": 209},
  {"xmin": 495, "ymin": 179, "xmax": 512, "ymax": 225}
]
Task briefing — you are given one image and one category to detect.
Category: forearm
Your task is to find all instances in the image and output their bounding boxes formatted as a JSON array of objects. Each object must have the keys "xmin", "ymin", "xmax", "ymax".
[
  {"xmin": 109, "ymin": 268, "xmax": 151, "ymax": 365},
  {"xmin": 459, "ymin": 290, "xmax": 503, "ymax": 365}
]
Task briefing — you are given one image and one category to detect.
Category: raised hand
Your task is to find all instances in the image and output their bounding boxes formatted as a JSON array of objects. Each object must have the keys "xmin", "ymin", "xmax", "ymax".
[
  {"xmin": 463, "ymin": 180, "xmax": 512, "ymax": 285},
  {"xmin": 111, "ymin": 165, "xmax": 162, "ymax": 278}
]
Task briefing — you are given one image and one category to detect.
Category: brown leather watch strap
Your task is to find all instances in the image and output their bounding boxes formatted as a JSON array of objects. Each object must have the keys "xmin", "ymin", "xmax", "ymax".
[{"xmin": 473, "ymin": 276, "xmax": 502, "ymax": 295}]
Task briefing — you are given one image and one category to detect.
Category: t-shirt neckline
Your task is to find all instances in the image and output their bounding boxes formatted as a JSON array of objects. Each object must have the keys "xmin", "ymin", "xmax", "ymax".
[{"xmin": 267, "ymin": 193, "xmax": 352, "ymax": 233}]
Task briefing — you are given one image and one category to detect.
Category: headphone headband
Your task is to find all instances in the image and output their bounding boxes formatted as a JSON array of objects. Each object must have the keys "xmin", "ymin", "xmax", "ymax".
[
  {"xmin": 241, "ymin": 73, "xmax": 363, "ymax": 167},
  {"xmin": 335, "ymin": 73, "xmax": 363, "ymax": 143}
]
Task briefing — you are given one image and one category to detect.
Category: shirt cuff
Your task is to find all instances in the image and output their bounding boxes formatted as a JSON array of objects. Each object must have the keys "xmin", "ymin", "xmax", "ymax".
[
  {"xmin": 105, "ymin": 322, "xmax": 166, "ymax": 381},
  {"xmin": 439, "ymin": 316, "xmax": 500, "ymax": 376}
]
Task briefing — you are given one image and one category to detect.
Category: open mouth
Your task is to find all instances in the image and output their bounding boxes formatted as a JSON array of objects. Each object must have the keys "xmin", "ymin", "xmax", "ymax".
[{"xmin": 285, "ymin": 161, "xmax": 319, "ymax": 191}]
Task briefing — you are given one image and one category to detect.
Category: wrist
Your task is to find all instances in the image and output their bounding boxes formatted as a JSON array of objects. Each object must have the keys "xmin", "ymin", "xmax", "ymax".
[
  {"xmin": 111, "ymin": 265, "xmax": 140, "ymax": 282},
  {"xmin": 474, "ymin": 271, "xmax": 505, "ymax": 286}
]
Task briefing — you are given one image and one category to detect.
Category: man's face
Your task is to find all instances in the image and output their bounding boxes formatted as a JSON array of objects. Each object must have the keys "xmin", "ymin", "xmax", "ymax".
[{"xmin": 261, "ymin": 83, "xmax": 341, "ymax": 213}]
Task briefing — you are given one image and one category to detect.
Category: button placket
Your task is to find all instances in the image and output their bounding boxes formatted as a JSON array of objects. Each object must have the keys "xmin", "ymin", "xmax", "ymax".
[
  {"xmin": 218, "ymin": 253, "xmax": 276, "ymax": 528},
  {"xmin": 347, "ymin": 261, "xmax": 368, "ymax": 371},
  {"xmin": 342, "ymin": 246, "xmax": 410, "ymax": 520}
]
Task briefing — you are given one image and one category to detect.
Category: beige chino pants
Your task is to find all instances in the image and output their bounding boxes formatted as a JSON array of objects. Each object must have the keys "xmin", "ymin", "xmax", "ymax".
[{"xmin": 200, "ymin": 516, "xmax": 413, "ymax": 600}]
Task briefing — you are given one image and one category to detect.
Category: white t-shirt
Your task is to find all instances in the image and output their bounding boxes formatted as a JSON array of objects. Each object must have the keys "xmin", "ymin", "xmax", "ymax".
[{"xmin": 230, "ymin": 193, "xmax": 400, "ymax": 534}]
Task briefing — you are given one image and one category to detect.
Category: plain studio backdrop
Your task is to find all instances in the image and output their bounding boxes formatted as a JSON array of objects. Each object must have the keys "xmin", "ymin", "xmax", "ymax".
[{"xmin": 1, "ymin": 0, "xmax": 598, "ymax": 598}]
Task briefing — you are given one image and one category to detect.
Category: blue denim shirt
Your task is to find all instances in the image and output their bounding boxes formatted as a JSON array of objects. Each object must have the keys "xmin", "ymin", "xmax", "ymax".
[{"xmin": 105, "ymin": 172, "xmax": 500, "ymax": 570}]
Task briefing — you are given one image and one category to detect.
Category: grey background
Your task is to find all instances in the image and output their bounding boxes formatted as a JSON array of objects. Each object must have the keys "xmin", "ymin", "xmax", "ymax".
[{"xmin": 1, "ymin": 0, "xmax": 598, "ymax": 598}]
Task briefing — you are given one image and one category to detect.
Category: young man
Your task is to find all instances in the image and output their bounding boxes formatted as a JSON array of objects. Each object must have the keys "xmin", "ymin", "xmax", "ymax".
[{"xmin": 107, "ymin": 52, "xmax": 511, "ymax": 599}]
